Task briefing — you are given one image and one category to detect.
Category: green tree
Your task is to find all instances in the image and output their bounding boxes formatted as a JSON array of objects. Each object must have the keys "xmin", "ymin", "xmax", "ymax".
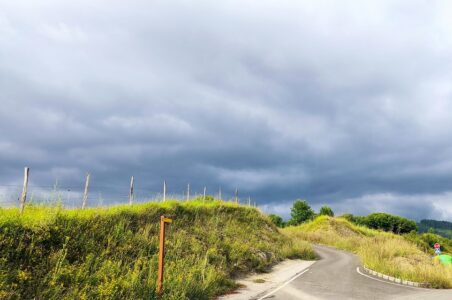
[
  {"xmin": 289, "ymin": 200, "xmax": 315, "ymax": 225},
  {"xmin": 268, "ymin": 214, "xmax": 285, "ymax": 228},
  {"xmin": 319, "ymin": 205, "xmax": 334, "ymax": 217}
]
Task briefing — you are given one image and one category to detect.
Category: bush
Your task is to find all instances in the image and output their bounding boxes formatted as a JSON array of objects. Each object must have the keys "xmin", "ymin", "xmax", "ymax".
[
  {"xmin": 319, "ymin": 206, "xmax": 334, "ymax": 217},
  {"xmin": 268, "ymin": 214, "xmax": 285, "ymax": 228},
  {"xmin": 352, "ymin": 213, "xmax": 417, "ymax": 234},
  {"xmin": 339, "ymin": 213, "xmax": 355, "ymax": 222},
  {"xmin": 340, "ymin": 213, "xmax": 418, "ymax": 235}
]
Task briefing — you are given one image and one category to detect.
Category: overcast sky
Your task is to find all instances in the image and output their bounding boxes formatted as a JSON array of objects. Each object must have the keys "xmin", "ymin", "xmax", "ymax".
[{"xmin": 1, "ymin": 0, "xmax": 452, "ymax": 220}]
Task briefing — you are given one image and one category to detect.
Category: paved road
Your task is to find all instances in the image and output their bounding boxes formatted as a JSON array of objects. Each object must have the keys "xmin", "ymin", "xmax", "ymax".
[{"xmin": 263, "ymin": 245, "xmax": 451, "ymax": 300}]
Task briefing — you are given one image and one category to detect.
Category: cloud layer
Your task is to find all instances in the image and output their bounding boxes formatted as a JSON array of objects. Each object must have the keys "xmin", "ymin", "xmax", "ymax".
[{"xmin": 1, "ymin": 1, "xmax": 452, "ymax": 220}]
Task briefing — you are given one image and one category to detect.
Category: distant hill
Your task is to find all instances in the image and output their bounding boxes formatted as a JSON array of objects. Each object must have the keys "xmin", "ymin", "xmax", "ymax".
[{"xmin": 418, "ymin": 219, "xmax": 452, "ymax": 239}]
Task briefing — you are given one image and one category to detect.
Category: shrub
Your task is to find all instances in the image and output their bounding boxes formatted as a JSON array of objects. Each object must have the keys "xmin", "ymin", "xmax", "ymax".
[
  {"xmin": 319, "ymin": 206, "xmax": 334, "ymax": 217},
  {"xmin": 352, "ymin": 213, "xmax": 417, "ymax": 234},
  {"xmin": 268, "ymin": 214, "xmax": 285, "ymax": 228}
]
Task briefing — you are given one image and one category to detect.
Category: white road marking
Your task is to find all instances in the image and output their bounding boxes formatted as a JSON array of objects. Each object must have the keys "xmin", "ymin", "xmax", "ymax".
[
  {"xmin": 356, "ymin": 267, "xmax": 425, "ymax": 290},
  {"xmin": 256, "ymin": 268, "xmax": 310, "ymax": 300}
]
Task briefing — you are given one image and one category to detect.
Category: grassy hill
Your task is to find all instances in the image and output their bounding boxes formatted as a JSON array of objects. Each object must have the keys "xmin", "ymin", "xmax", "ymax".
[
  {"xmin": 283, "ymin": 216, "xmax": 452, "ymax": 288},
  {"xmin": 0, "ymin": 200, "xmax": 315, "ymax": 300}
]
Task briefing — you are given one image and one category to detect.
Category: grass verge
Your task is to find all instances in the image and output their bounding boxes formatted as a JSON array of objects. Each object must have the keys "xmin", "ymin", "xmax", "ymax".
[
  {"xmin": 0, "ymin": 200, "xmax": 315, "ymax": 299},
  {"xmin": 283, "ymin": 216, "xmax": 452, "ymax": 288}
]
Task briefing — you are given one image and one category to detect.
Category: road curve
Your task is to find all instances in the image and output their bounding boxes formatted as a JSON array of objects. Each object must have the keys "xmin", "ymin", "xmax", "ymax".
[{"xmin": 265, "ymin": 245, "xmax": 451, "ymax": 300}]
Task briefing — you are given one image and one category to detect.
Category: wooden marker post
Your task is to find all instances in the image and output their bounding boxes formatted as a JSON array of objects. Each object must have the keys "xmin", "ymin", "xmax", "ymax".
[
  {"xmin": 82, "ymin": 173, "xmax": 90, "ymax": 209},
  {"xmin": 248, "ymin": 196, "xmax": 251, "ymax": 206},
  {"xmin": 19, "ymin": 167, "xmax": 29, "ymax": 215},
  {"xmin": 129, "ymin": 176, "xmax": 134, "ymax": 205},
  {"xmin": 157, "ymin": 215, "xmax": 173, "ymax": 296},
  {"xmin": 218, "ymin": 187, "xmax": 222, "ymax": 200},
  {"xmin": 186, "ymin": 184, "xmax": 190, "ymax": 201},
  {"xmin": 235, "ymin": 188, "xmax": 239, "ymax": 204}
]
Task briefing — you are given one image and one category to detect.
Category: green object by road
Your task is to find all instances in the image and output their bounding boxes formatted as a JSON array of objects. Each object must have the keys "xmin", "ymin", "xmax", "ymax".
[{"xmin": 437, "ymin": 254, "xmax": 452, "ymax": 266}]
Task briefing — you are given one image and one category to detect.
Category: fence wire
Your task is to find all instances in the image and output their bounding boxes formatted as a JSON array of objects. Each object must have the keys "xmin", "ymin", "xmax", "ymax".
[{"xmin": 0, "ymin": 184, "xmax": 256, "ymax": 209}]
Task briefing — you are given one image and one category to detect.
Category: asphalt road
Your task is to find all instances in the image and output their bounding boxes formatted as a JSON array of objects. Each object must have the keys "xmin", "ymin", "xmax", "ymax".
[{"xmin": 262, "ymin": 245, "xmax": 451, "ymax": 300}]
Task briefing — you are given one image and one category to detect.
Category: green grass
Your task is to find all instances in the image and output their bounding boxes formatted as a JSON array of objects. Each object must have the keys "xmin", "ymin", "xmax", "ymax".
[
  {"xmin": 0, "ymin": 200, "xmax": 315, "ymax": 300},
  {"xmin": 283, "ymin": 216, "xmax": 452, "ymax": 288}
]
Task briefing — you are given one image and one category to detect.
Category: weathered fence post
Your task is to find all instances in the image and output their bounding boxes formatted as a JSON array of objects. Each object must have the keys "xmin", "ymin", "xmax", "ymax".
[
  {"xmin": 203, "ymin": 187, "xmax": 206, "ymax": 203},
  {"xmin": 163, "ymin": 180, "xmax": 167, "ymax": 202},
  {"xmin": 248, "ymin": 196, "xmax": 251, "ymax": 206},
  {"xmin": 157, "ymin": 215, "xmax": 172, "ymax": 296},
  {"xmin": 186, "ymin": 183, "xmax": 190, "ymax": 201},
  {"xmin": 218, "ymin": 187, "xmax": 222, "ymax": 200},
  {"xmin": 129, "ymin": 176, "xmax": 134, "ymax": 205},
  {"xmin": 235, "ymin": 188, "xmax": 239, "ymax": 204},
  {"xmin": 19, "ymin": 167, "xmax": 29, "ymax": 215},
  {"xmin": 82, "ymin": 173, "xmax": 90, "ymax": 209}
]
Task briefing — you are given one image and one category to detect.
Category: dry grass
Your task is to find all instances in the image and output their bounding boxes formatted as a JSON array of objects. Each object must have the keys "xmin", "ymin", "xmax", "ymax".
[{"xmin": 283, "ymin": 216, "xmax": 452, "ymax": 288}]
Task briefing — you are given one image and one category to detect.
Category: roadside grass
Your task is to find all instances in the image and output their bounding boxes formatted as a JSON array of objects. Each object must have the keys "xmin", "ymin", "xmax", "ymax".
[
  {"xmin": 283, "ymin": 216, "xmax": 452, "ymax": 288},
  {"xmin": 0, "ymin": 200, "xmax": 315, "ymax": 299}
]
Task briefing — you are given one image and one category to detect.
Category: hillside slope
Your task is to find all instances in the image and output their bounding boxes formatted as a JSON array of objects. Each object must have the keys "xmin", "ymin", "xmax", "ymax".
[
  {"xmin": 0, "ymin": 201, "xmax": 314, "ymax": 300},
  {"xmin": 283, "ymin": 216, "xmax": 452, "ymax": 288}
]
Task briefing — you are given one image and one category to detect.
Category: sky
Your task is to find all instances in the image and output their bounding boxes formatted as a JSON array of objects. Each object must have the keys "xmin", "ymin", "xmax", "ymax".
[{"xmin": 1, "ymin": 0, "xmax": 452, "ymax": 221}]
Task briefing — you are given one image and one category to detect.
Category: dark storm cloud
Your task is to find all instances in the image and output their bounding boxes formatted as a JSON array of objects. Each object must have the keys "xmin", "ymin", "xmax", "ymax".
[{"xmin": 1, "ymin": 0, "xmax": 452, "ymax": 220}]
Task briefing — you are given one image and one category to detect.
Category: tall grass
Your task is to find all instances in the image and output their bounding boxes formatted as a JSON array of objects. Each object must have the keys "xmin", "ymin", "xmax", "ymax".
[
  {"xmin": 283, "ymin": 216, "xmax": 452, "ymax": 288},
  {"xmin": 0, "ymin": 200, "xmax": 315, "ymax": 299}
]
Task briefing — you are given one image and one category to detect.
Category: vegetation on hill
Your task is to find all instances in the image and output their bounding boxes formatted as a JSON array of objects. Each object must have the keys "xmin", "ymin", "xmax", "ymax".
[
  {"xmin": 344, "ymin": 212, "xmax": 417, "ymax": 234},
  {"xmin": 404, "ymin": 231, "xmax": 452, "ymax": 254},
  {"xmin": 287, "ymin": 200, "xmax": 315, "ymax": 226},
  {"xmin": 283, "ymin": 216, "xmax": 452, "ymax": 288},
  {"xmin": 418, "ymin": 219, "xmax": 452, "ymax": 239},
  {"xmin": 268, "ymin": 200, "xmax": 334, "ymax": 228},
  {"xmin": 0, "ymin": 200, "xmax": 315, "ymax": 300},
  {"xmin": 319, "ymin": 205, "xmax": 334, "ymax": 217},
  {"xmin": 268, "ymin": 214, "xmax": 284, "ymax": 228}
]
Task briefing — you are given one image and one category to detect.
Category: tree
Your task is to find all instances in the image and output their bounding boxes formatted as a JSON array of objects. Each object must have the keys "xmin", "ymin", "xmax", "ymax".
[
  {"xmin": 319, "ymin": 205, "xmax": 334, "ymax": 217},
  {"xmin": 290, "ymin": 200, "xmax": 315, "ymax": 225},
  {"xmin": 268, "ymin": 214, "xmax": 285, "ymax": 228}
]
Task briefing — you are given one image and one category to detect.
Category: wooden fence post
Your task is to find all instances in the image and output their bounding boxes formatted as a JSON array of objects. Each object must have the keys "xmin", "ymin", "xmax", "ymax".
[
  {"xmin": 203, "ymin": 187, "xmax": 206, "ymax": 202},
  {"xmin": 129, "ymin": 176, "xmax": 134, "ymax": 205},
  {"xmin": 248, "ymin": 196, "xmax": 251, "ymax": 206},
  {"xmin": 82, "ymin": 173, "xmax": 90, "ymax": 209},
  {"xmin": 163, "ymin": 180, "xmax": 167, "ymax": 202},
  {"xmin": 19, "ymin": 167, "xmax": 29, "ymax": 215},
  {"xmin": 186, "ymin": 184, "xmax": 190, "ymax": 201},
  {"xmin": 235, "ymin": 188, "xmax": 238, "ymax": 204},
  {"xmin": 218, "ymin": 187, "xmax": 222, "ymax": 200}
]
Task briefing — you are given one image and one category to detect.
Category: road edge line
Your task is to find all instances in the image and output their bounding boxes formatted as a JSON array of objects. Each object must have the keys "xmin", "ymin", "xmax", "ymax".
[
  {"xmin": 256, "ymin": 268, "xmax": 310, "ymax": 300},
  {"xmin": 356, "ymin": 267, "xmax": 427, "ymax": 290}
]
